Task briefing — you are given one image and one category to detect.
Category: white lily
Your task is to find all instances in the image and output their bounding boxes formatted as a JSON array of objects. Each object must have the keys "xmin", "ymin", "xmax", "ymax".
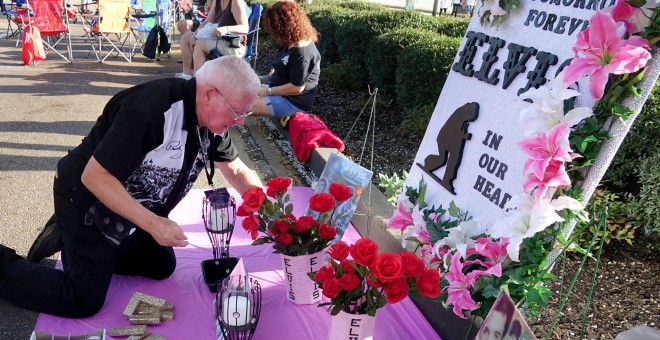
[
  {"xmin": 479, "ymin": 0, "xmax": 507, "ymax": 22},
  {"xmin": 519, "ymin": 71, "xmax": 593, "ymax": 136},
  {"xmin": 432, "ymin": 220, "xmax": 485, "ymax": 260},
  {"xmin": 487, "ymin": 193, "xmax": 583, "ymax": 261}
]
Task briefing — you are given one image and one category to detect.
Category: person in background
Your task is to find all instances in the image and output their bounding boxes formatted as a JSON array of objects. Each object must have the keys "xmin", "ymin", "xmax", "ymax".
[
  {"xmin": 439, "ymin": 0, "xmax": 451, "ymax": 15},
  {"xmin": 466, "ymin": 0, "xmax": 476, "ymax": 16},
  {"xmin": 452, "ymin": 0, "xmax": 462, "ymax": 16},
  {"xmin": 176, "ymin": 2, "xmax": 211, "ymax": 37},
  {"xmin": 251, "ymin": 1, "xmax": 320, "ymax": 118},
  {"xmin": 176, "ymin": 0, "xmax": 248, "ymax": 79},
  {"xmin": 0, "ymin": 56, "xmax": 261, "ymax": 318}
]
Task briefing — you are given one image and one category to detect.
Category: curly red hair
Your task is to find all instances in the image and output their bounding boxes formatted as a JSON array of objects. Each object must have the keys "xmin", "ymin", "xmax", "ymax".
[{"xmin": 262, "ymin": 1, "xmax": 318, "ymax": 47}]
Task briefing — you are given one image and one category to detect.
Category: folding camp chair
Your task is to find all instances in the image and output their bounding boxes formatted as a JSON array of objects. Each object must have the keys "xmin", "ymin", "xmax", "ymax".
[
  {"xmin": 83, "ymin": 0, "xmax": 132, "ymax": 62},
  {"xmin": 127, "ymin": 0, "xmax": 170, "ymax": 58},
  {"xmin": 208, "ymin": 2, "xmax": 262, "ymax": 69},
  {"xmin": 3, "ymin": 0, "xmax": 30, "ymax": 44},
  {"xmin": 25, "ymin": 0, "xmax": 73, "ymax": 63}
]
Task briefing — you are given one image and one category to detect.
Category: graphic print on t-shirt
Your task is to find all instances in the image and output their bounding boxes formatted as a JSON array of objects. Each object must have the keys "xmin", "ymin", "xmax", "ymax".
[{"xmin": 124, "ymin": 101, "xmax": 189, "ymax": 209}]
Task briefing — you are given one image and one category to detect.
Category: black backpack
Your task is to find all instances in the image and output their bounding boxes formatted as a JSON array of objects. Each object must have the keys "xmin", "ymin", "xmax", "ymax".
[{"xmin": 143, "ymin": 25, "xmax": 170, "ymax": 60}]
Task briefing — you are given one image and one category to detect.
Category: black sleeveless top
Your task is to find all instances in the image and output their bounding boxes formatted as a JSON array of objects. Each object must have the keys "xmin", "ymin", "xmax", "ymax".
[{"xmin": 212, "ymin": 0, "xmax": 237, "ymax": 26}]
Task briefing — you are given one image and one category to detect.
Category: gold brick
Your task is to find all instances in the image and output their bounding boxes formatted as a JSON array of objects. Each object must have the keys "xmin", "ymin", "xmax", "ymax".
[
  {"xmin": 133, "ymin": 292, "xmax": 167, "ymax": 308},
  {"xmin": 128, "ymin": 313, "xmax": 161, "ymax": 325},
  {"xmin": 163, "ymin": 301, "xmax": 174, "ymax": 311},
  {"xmin": 108, "ymin": 325, "xmax": 148, "ymax": 337},
  {"xmin": 126, "ymin": 330, "xmax": 151, "ymax": 340},
  {"xmin": 143, "ymin": 334, "xmax": 168, "ymax": 340},
  {"xmin": 161, "ymin": 310, "xmax": 173, "ymax": 321},
  {"xmin": 122, "ymin": 296, "xmax": 142, "ymax": 318}
]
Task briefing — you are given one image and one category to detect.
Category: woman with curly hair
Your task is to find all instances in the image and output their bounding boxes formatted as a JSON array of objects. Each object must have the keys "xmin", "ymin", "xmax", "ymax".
[{"xmin": 252, "ymin": 1, "xmax": 321, "ymax": 117}]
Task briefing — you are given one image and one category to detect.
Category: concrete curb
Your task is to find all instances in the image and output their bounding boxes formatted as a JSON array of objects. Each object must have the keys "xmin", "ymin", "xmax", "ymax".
[{"xmin": 269, "ymin": 118, "xmax": 478, "ymax": 340}]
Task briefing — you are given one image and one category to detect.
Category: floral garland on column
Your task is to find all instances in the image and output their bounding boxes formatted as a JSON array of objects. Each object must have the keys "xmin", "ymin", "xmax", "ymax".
[{"xmin": 388, "ymin": 0, "xmax": 656, "ymax": 319}]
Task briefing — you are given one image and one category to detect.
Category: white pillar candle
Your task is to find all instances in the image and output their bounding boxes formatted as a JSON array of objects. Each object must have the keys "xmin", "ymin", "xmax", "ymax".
[
  {"xmin": 222, "ymin": 296, "xmax": 251, "ymax": 327},
  {"xmin": 209, "ymin": 209, "xmax": 229, "ymax": 231}
]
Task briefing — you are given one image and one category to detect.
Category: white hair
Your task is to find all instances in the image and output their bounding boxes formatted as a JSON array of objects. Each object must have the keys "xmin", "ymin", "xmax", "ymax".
[{"xmin": 195, "ymin": 56, "xmax": 260, "ymax": 103}]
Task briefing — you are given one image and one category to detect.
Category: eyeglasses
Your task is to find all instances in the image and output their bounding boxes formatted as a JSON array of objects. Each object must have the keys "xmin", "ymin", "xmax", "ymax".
[{"xmin": 218, "ymin": 90, "xmax": 253, "ymax": 121}]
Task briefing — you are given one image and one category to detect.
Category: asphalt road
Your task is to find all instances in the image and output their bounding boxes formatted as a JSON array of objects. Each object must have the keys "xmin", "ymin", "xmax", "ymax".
[{"xmin": 0, "ymin": 20, "xmax": 298, "ymax": 339}]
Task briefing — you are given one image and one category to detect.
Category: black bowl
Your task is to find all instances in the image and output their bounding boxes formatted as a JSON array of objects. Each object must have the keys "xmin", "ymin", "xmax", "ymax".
[{"xmin": 201, "ymin": 257, "xmax": 239, "ymax": 293}]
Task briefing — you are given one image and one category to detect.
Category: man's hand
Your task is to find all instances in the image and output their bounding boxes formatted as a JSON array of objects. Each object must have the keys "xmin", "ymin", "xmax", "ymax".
[{"xmin": 150, "ymin": 216, "xmax": 189, "ymax": 247}]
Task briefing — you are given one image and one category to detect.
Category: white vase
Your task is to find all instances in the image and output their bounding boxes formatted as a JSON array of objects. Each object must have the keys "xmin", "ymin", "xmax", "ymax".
[
  {"xmin": 327, "ymin": 310, "xmax": 376, "ymax": 340},
  {"xmin": 280, "ymin": 252, "xmax": 325, "ymax": 305}
]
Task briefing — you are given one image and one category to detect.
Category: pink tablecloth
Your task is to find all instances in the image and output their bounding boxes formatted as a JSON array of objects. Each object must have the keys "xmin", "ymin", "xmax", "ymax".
[{"xmin": 35, "ymin": 187, "xmax": 441, "ymax": 340}]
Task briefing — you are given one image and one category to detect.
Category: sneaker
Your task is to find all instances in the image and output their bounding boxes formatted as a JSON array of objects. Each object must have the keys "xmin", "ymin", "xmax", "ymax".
[
  {"xmin": 175, "ymin": 72, "xmax": 192, "ymax": 80},
  {"xmin": 27, "ymin": 216, "xmax": 63, "ymax": 263}
]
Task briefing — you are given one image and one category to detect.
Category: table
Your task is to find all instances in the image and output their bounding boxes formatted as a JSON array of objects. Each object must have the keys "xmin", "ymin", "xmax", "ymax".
[{"xmin": 35, "ymin": 188, "xmax": 441, "ymax": 340}]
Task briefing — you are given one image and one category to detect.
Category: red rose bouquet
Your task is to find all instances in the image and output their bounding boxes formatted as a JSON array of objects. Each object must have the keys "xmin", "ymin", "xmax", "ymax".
[
  {"xmin": 238, "ymin": 177, "xmax": 354, "ymax": 256},
  {"xmin": 309, "ymin": 239, "xmax": 442, "ymax": 316}
]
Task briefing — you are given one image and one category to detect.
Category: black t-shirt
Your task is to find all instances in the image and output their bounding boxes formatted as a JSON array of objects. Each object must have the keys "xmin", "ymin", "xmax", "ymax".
[
  {"xmin": 64, "ymin": 78, "xmax": 237, "ymax": 247},
  {"xmin": 269, "ymin": 43, "xmax": 321, "ymax": 112}
]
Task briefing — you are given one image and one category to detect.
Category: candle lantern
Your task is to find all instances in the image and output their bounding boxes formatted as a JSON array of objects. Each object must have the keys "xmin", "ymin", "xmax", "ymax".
[
  {"xmin": 202, "ymin": 191, "xmax": 236, "ymax": 259},
  {"xmin": 215, "ymin": 275, "xmax": 262, "ymax": 340},
  {"xmin": 201, "ymin": 189, "xmax": 239, "ymax": 293}
]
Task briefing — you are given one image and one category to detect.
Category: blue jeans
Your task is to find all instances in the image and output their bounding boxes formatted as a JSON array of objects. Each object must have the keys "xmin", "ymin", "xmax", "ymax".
[{"xmin": 264, "ymin": 96, "xmax": 305, "ymax": 117}]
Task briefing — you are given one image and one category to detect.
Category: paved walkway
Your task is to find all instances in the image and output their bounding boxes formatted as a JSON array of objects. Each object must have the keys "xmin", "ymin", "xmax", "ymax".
[{"xmin": 0, "ymin": 20, "xmax": 301, "ymax": 338}]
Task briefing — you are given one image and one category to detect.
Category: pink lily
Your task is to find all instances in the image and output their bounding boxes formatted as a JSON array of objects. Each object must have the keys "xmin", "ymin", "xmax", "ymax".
[
  {"xmin": 519, "ymin": 123, "xmax": 577, "ymax": 180},
  {"xmin": 387, "ymin": 200, "xmax": 413, "ymax": 232},
  {"xmin": 523, "ymin": 160, "xmax": 571, "ymax": 203},
  {"xmin": 563, "ymin": 11, "xmax": 651, "ymax": 99},
  {"xmin": 606, "ymin": 0, "xmax": 640, "ymax": 34},
  {"xmin": 445, "ymin": 254, "xmax": 480, "ymax": 318}
]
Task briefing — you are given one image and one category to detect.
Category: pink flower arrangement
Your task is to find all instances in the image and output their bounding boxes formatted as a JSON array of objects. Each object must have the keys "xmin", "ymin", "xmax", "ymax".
[{"xmin": 563, "ymin": 11, "xmax": 651, "ymax": 99}]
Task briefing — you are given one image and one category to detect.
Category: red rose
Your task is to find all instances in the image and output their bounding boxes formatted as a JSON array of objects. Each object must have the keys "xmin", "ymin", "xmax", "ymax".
[
  {"xmin": 373, "ymin": 253, "xmax": 404, "ymax": 283},
  {"xmin": 338, "ymin": 273, "xmax": 361, "ymax": 291},
  {"xmin": 241, "ymin": 188, "xmax": 265, "ymax": 213},
  {"xmin": 341, "ymin": 260, "xmax": 356, "ymax": 274},
  {"xmin": 314, "ymin": 265, "xmax": 335, "ymax": 282},
  {"xmin": 242, "ymin": 215, "xmax": 258, "ymax": 232},
  {"xmin": 350, "ymin": 239, "xmax": 379, "ymax": 267},
  {"xmin": 399, "ymin": 252, "xmax": 425, "ymax": 277},
  {"xmin": 275, "ymin": 232, "xmax": 293, "ymax": 246},
  {"xmin": 366, "ymin": 273, "xmax": 381, "ymax": 288},
  {"xmin": 329, "ymin": 183, "xmax": 353, "ymax": 202},
  {"xmin": 318, "ymin": 223, "xmax": 337, "ymax": 241},
  {"xmin": 266, "ymin": 177, "xmax": 292, "ymax": 197},
  {"xmin": 242, "ymin": 215, "xmax": 259, "ymax": 240},
  {"xmin": 236, "ymin": 204, "xmax": 250, "ymax": 217},
  {"xmin": 294, "ymin": 215, "xmax": 316, "ymax": 233},
  {"xmin": 383, "ymin": 277, "xmax": 409, "ymax": 304},
  {"xmin": 268, "ymin": 225, "xmax": 279, "ymax": 235},
  {"xmin": 322, "ymin": 277, "xmax": 342, "ymax": 299},
  {"xmin": 309, "ymin": 193, "xmax": 335, "ymax": 213},
  {"xmin": 328, "ymin": 241, "xmax": 350, "ymax": 261},
  {"xmin": 282, "ymin": 214, "xmax": 297, "ymax": 222},
  {"xmin": 416, "ymin": 269, "xmax": 441, "ymax": 298},
  {"xmin": 274, "ymin": 219, "xmax": 290, "ymax": 233}
]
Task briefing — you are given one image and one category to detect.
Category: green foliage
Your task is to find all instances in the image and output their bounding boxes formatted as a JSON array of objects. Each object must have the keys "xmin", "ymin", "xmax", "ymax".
[
  {"xmin": 402, "ymin": 103, "xmax": 436, "ymax": 138},
  {"xmin": 321, "ymin": 62, "xmax": 368, "ymax": 91},
  {"xmin": 575, "ymin": 190, "xmax": 639, "ymax": 250},
  {"xmin": 631, "ymin": 153, "xmax": 660, "ymax": 238},
  {"xmin": 395, "ymin": 36, "xmax": 461, "ymax": 110},
  {"xmin": 418, "ymin": 15, "xmax": 470, "ymax": 37},
  {"xmin": 335, "ymin": 10, "xmax": 429, "ymax": 67},
  {"xmin": 336, "ymin": 0, "xmax": 388, "ymax": 11},
  {"xmin": 307, "ymin": 7, "xmax": 358, "ymax": 66},
  {"xmin": 377, "ymin": 171, "xmax": 408, "ymax": 206},
  {"xmin": 606, "ymin": 83, "xmax": 660, "ymax": 193},
  {"xmin": 367, "ymin": 28, "xmax": 443, "ymax": 96}
]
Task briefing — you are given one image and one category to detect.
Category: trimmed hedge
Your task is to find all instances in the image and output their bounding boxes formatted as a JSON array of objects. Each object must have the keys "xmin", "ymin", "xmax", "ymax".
[
  {"xmin": 322, "ymin": 62, "xmax": 368, "ymax": 91},
  {"xmin": 335, "ymin": 10, "xmax": 430, "ymax": 66},
  {"xmin": 396, "ymin": 36, "xmax": 462, "ymax": 110},
  {"xmin": 307, "ymin": 7, "xmax": 358, "ymax": 66},
  {"xmin": 419, "ymin": 15, "xmax": 470, "ymax": 38},
  {"xmin": 633, "ymin": 153, "xmax": 660, "ymax": 240},
  {"xmin": 606, "ymin": 83, "xmax": 660, "ymax": 193},
  {"xmin": 367, "ymin": 28, "xmax": 444, "ymax": 96}
]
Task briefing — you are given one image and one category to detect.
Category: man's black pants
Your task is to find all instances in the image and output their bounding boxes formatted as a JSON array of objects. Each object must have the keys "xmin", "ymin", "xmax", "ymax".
[{"xmin": 0, "ymin": 156, "xmax": 176, "ymax": 318}]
